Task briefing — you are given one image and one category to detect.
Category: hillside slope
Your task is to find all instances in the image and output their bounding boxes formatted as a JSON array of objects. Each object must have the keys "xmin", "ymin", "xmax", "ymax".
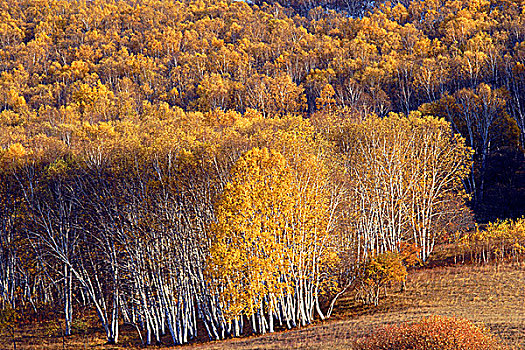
[
  {"xmin": 3, "ymin": 263, "xmax": 523, "ymax": 349},
  {"xmin": 187, "ymin": 263, "xmax": 524, "ymax": 350}
]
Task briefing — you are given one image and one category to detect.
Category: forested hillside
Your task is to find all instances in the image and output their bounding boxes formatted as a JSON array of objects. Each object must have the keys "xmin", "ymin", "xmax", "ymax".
[
  {"xmin": 1, "ymin": 0, "xmax": 524, "ymax": 217},
  {"xmin": 0, "ymin": 0, "xmax": 524, "ymax": 347}
]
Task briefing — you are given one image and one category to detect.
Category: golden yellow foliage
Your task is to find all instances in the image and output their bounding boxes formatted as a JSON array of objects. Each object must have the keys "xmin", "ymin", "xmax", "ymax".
[{"xmin": 208, "ymin": 145, "xmax": 335, "ymax": 321}]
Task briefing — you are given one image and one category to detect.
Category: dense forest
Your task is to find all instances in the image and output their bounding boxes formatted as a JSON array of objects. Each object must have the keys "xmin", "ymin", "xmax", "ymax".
[{"xmin": 0, "ymin": 0, "xmax": 524, "ymax": 346}]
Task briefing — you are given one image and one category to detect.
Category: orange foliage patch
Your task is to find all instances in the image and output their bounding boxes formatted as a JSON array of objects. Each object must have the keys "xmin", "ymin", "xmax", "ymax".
[{"xmin": 358, "ymin": 315, "xmax": 510, "ymax": 350}]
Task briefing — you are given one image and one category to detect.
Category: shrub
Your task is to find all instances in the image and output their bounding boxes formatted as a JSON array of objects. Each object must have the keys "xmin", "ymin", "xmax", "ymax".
[
  {"xmin": 356, "ymin": 251, "xmax": 407, "ymax": 306},
  {"xmin": 358, "ymin": 315, "xmax": 509, "ymax": 350}
]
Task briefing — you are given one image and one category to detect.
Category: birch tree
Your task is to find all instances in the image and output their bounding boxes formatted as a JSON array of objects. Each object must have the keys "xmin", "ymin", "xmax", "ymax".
[
  {"xmin": 209, "ymin": 146, "xmax": 339, "ymax": 333},
  {"xmin": 339, "ymin": 113, "xmax": 472, "ymax": 262}
]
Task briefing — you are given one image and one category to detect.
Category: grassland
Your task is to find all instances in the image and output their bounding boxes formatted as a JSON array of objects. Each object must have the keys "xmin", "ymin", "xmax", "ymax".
[{"xmin": 2, "ymin": 262, "xmax": 524, "ymax": 349}]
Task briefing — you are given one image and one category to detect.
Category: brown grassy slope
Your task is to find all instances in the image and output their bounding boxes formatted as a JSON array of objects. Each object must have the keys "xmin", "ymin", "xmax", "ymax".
[
  {"xmin": 186, "ymin": 263, "xmax": 525, "ymax": 350},
  {"xmin": 1, "ymin": 263, "xmax": 523, "ymax": 349}
]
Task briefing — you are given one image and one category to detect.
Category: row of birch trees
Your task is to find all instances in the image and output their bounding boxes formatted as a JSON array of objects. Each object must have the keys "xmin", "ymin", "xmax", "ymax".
[{"xmin": 0, "ymin": 107, "xmax": 472, "ymax": 345}]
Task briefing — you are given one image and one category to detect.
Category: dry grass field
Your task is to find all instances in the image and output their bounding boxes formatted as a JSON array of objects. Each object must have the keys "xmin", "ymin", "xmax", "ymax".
[{"xmin": 1, "ymin": 262, "xmax": 524, "ymax": 349}]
